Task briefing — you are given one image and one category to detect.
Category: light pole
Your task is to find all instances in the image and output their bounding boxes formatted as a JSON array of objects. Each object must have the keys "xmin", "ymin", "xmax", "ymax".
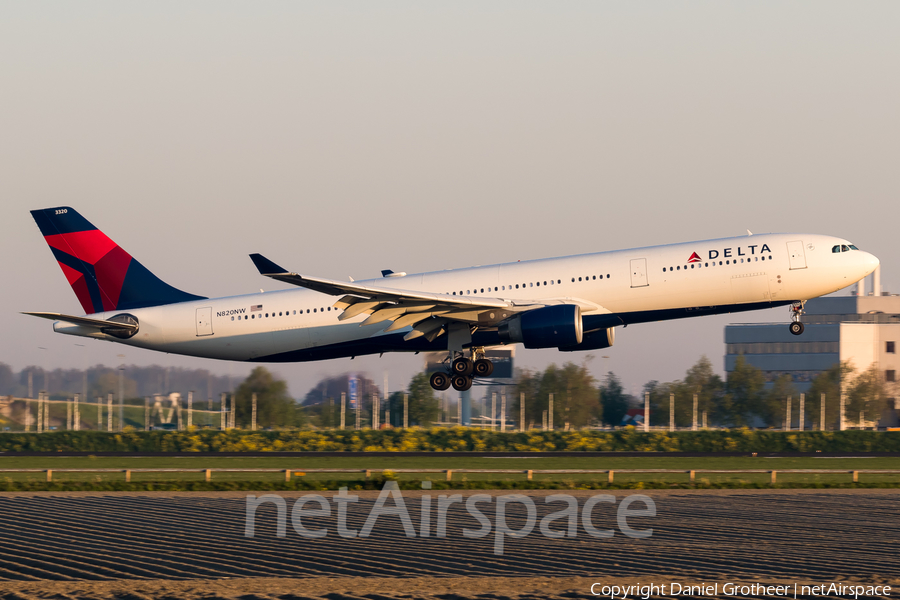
[
  {"xmin": 75, "ymin": 343, "xmax": 87, "ymax": 409},
  {"xmin": 37, "ymin": 347, "xmax": 48, "ymax": 431},
  {"xmin": 117, "ymin": 354, "xmax": 125, "ymax": 431}
]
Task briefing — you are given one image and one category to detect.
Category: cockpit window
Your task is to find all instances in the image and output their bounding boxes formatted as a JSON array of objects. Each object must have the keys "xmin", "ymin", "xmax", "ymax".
[
  {"xmin": 832, "ymin": 245, "xmax": 841, "ymax": 253},
  {"xmin": 841, "ymin": 245, "xmax": 849, "ymax": 252},
  {"xmin": 849, "ymin": 244, "xmax": 859, "ymax": 250}
]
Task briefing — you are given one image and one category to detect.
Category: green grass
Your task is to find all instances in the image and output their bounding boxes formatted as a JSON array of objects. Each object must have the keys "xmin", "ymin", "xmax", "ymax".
[{"xmin": 1, "ymin": 455, "xmax": 898, "ymax": 488}]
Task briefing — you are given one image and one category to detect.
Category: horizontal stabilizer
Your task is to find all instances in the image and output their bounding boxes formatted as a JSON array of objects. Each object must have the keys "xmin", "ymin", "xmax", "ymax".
[{"xmin": 23, "ymin": 312, "xmax": 139, "ymax": 338}]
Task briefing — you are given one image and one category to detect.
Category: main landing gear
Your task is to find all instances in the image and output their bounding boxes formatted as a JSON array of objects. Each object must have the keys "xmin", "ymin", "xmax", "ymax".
[
  {"xmin": 430, "ymin": 347, "xmax": 495, "ymax": 391},
  {"xmin": 788, "ymin": 301, "xmax": 805, "ymax": 336}
]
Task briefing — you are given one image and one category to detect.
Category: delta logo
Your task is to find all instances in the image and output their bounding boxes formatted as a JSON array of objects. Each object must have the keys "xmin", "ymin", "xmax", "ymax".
[{"xmin": 686, "ymin": 244, "xmax": 772, "ymax": 263}]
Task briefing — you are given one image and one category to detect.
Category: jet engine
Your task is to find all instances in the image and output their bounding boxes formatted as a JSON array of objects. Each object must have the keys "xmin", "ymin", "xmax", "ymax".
[
  {"xmin": 498, "ymin": 304, "xmax": 583, "ymax": 349},
  {"xmin": 560, "ymin": 326, "xmax": 615, "ymax": 351}
]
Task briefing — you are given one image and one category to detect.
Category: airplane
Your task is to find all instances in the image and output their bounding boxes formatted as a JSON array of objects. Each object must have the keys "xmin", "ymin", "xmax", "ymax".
[{"xmin": 25, "ymin": 207, "xmax": 879, "ymax": 392}]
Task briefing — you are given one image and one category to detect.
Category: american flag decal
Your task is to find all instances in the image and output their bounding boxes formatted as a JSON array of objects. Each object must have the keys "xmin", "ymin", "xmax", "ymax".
[{"xmin": 251, "ymin": 305, "xmax": 262, "ymax": 311}]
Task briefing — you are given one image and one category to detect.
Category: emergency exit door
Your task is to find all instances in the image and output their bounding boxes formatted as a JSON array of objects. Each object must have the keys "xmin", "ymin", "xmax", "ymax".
[
  {"xmin": 630, "ymin": 258, "xmax": 649, "ymax": 287},
  {"xmin": 787, "ymin": 240, "xmax": 807, "ymax": 270},
  {"xmin": 196, "ymin": 307, "xmax": 214, "ymax": 336}
]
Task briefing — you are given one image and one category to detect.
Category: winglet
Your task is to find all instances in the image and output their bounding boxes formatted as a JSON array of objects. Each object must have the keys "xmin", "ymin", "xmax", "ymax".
[{"xmin": 250, "ymin": 253, "xmax": 290, "ymax": 275}]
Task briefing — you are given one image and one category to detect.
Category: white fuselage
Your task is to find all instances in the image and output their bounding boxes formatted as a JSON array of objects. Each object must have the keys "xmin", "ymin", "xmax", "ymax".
[{"xmin": 53, "ymin": 233, "xmax": 879, "ymax": 362}]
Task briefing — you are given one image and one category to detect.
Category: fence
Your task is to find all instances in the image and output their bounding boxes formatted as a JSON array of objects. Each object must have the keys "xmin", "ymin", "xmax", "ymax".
[
  {"xmin": 2, "ymin": 468, "xmax": 899, "ymax": 484},
  {"xmin": 0, "ymin": 394, "xmax": 232, "ymax": 433}
]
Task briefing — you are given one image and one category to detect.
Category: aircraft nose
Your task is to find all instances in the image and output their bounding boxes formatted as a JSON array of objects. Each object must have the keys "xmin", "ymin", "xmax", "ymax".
[{"xmin": 861, "ymin": 251, "xmax": 880, "ymax": 276}]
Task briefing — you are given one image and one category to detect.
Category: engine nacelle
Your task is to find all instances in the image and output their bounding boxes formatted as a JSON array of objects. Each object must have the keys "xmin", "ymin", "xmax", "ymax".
[
  {"xmin": 560, "ymin": 326, "xmax": 615, "ymax": 351},
  {"xmin": 498, "ymin": 305, "xmax": 583, "ymax": 349}
]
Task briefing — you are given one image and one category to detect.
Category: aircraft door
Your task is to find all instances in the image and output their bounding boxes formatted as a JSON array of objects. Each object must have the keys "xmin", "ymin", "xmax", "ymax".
[
  {"xmin": 787, "ymin": 241, "xmax": 807, "ymax": 270},
  {"xmin": 630, "ymin": 258, "xmax": 649, "ymax": 288},
  {"xmin": 196, "ymin": 307, "xmax": 214, "ymax": 336}
]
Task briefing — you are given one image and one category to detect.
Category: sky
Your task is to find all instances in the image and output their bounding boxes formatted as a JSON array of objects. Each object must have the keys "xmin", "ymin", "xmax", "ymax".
[{"xmin": 1, "ymin": 2, "xmax": 898, "ymax": 401}]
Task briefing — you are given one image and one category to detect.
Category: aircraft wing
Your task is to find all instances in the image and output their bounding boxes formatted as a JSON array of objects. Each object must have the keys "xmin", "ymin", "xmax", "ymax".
[{"xmin": 250, "ymin": 253, "xmax": 539, "ymax": 342}]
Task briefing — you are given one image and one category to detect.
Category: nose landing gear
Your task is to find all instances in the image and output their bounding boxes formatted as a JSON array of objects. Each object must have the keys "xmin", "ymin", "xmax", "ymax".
[{"xmin": 788, "ymin": 302, "xmax": 805, "ymax": 336}]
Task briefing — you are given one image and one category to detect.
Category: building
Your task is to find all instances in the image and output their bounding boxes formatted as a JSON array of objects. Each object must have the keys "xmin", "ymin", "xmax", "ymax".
[{"xmin": 724, "ymin": 268, "xmax": 899, "ymax": 426}]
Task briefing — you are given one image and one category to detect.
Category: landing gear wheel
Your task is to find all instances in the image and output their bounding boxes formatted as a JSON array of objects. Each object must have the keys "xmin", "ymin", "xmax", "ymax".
[
  {"xmin": 473, "ymin": 358, "xmax": 494, "ymax": 377},
  {"xmin": 789, "ymin": 322, "xmax": 804, "ymax": 336},
  {"xmin": 430, "ymin": 371, "xmax": 452, "ymax": 391},
  {"xmin": 451, "ymin": 374, "xmax": 473, "ymax": 392},
  {"xmin": 452, "ymin": 358, "xmax": 474, "ymax": 377}
]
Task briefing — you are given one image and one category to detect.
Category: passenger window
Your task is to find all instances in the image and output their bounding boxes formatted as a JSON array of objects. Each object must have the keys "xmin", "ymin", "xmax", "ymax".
[
  {"xmin": 251, "ymin": 314, "xmax": 255, "ymax": 319},
  {"xmin": 571, "ymin": 278, "xmax": 575, "ymax": 282},
  {"xmin": 313, "ymin": 308, "xmax": 317, "ymax": 313},
  {"xmin": 606, "ymin": 274, "xmax": 610, "ymax": 278},
  {"xmin": 663, "ymin": 268, "xmax": 666, "ymax": 272},
  {"xmin": 516, "ymin": 284, "xmax": 519, "ymax": 289},
  {"xmin": 677, "ymin": 266, "xmax": 680, "ymax": 270}
]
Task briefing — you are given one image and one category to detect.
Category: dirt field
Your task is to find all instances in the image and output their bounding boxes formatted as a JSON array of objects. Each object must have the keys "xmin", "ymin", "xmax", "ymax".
[{"xmin": 0, "ymin": 489, "xmax": 895, "ymax": 599}]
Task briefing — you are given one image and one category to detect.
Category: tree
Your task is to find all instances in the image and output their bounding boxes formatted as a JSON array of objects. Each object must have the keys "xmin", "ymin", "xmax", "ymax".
[
  {"xmin": 89, "ymin": 370, "xmax": 139, "ymax": 401},
  {"xmin": 234, "ymin": 367, "xmax": 303, "ymax": 429},
  {"xmin": 807, "ymin": 362, "xmax": 856, "ymax": 430},
  {"xmin": 762, "ymin": 374, "xmax": 797, "ymax": 428},
  {"xmin": 515, "ymin": 362, "xmax": 599, "ymax": 429},
  {"xmin": 406, "ymin": 372, "xmax": 440, "ymax": 426},
  {"xmin": 642, "ymin": 357, "xmax": 725, "ymax": 429},
  {"xmin": 847, "ymin": 365, "xmax": 888, "ymax": 427},
  {"xmin": 723, "ymin": 356, "xmax": 766, "ymax": 427},
  {"xmin": 0, "ymin": 363, "xmax": 16, "ymax": 395},
  {"xmin": 599, "ymin": 372, "xmax": 630, "ymax": 426},
  {"xmin": 682, "ymin": 356, "xmax": 725, "ymax": 425}
]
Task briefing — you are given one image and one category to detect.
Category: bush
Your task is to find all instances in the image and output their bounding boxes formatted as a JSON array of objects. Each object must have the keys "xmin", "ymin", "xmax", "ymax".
[{"xmin": 1, "ymin": 428, "xmax": 899, "ymax": 453}]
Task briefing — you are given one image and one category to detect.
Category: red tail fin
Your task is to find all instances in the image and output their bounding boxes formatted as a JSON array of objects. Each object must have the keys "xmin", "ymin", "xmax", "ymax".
[{"xmin": 31, "ymin": 207, "xmax": 205, "ymax": 314}]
